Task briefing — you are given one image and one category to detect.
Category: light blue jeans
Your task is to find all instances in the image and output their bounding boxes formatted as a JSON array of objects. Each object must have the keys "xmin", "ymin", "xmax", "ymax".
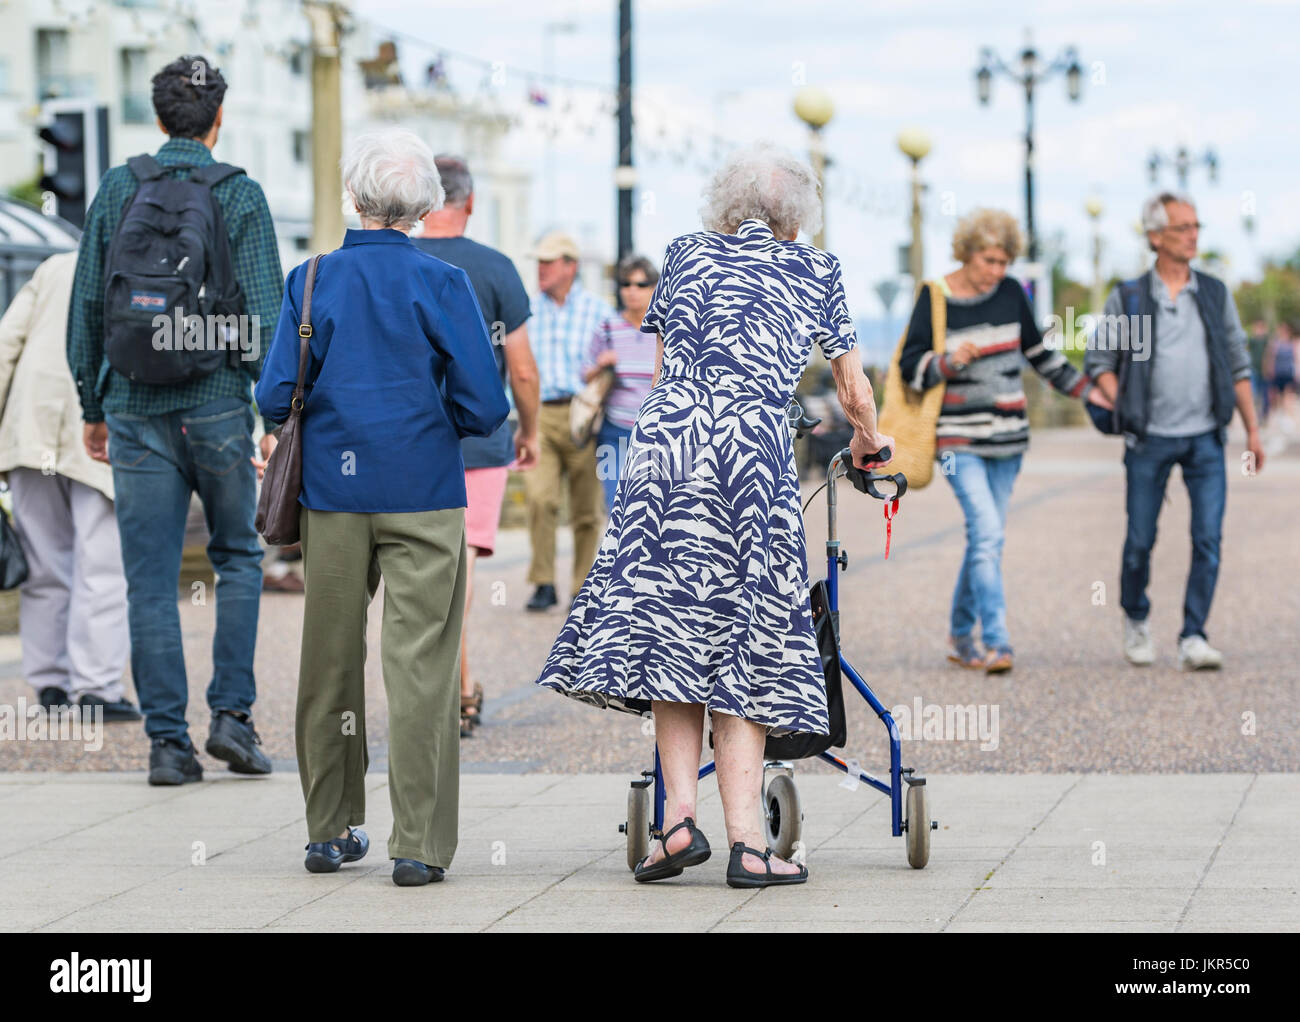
[{"xmin": 943, "ymin": 451, "xmax": 1023, "ymax": 653}]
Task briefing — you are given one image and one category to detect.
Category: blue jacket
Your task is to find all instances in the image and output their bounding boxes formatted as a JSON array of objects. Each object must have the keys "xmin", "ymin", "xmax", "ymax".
[{"xmin": 255, "ymin": 228, "xmax": 509, "ymax": 513}]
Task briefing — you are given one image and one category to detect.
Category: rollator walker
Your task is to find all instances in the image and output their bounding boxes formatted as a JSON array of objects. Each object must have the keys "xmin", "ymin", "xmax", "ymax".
[{"xmin": 619, "ymin": 400, "xmax": 936, "ymax": 870}]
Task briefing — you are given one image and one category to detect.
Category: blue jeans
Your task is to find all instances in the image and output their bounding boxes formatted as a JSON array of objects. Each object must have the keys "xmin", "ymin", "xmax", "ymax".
[
  {"xmin": 943, "ymin": 451, "xmax": 1023, "ymax": 652},
  {"xmin": 595, "ymin": 418, "xmax": 633, "ymax": 513},
  {"xmin": 105, "ymin": 397, "xmax": 263, "ymax": 743},
  {"xmin": 1121, "ymin": 430, "xmax": 1226, "ymax": 640}
]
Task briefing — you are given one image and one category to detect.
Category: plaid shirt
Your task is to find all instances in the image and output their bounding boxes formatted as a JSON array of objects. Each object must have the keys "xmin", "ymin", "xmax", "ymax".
[
  {"xmin": 532, "ymin": 281, "xmax": 616, "ymax": 401},
  {"xmin": 67, "ymin": 137, "xmax": 283, "ymax": 426}
]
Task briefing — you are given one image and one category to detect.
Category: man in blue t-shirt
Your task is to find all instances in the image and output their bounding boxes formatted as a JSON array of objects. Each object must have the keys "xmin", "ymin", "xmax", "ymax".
[{"xmin": 413, "ymin": 155, "xmax": 539, "ymax": 736}]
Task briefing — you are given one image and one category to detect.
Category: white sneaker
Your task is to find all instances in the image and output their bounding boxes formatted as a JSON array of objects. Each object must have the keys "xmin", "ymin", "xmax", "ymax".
[
  {"xmin": 1179, "ymin": 635, "xmax": 1223, "ymax": 670},
  {"xmin": 1124, "ymin": 618, "xmax": 1156, "ymax": 666}
]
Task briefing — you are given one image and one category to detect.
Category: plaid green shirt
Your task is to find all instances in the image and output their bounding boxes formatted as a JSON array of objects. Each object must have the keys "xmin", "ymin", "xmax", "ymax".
[{"xmin": 67, "ymin": 137, "xmax": 283, "ymax": 426}]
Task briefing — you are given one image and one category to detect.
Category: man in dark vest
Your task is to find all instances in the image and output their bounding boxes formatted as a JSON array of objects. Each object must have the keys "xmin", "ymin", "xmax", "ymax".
[
  {"xmin": 67, "ymin": 55, "xmax": 283, "ymax": 783},
  {"xmin": 1087, "ymin": 193, "xmax": 1263, "ymax": 670}
]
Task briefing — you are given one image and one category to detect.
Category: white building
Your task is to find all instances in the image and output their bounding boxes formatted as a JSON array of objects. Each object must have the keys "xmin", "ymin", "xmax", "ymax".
[{"xmin": 0, "ymin": 0, "xmax": 531, "ymax": 274}]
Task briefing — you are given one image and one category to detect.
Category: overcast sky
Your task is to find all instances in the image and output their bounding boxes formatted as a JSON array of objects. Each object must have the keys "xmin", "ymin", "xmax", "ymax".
[{"xmin": 357, "ymin": 0, "xmax": 1298, "ymax": 327}]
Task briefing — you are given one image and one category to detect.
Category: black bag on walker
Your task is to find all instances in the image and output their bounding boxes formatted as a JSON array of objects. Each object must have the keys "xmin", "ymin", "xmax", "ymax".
[{"xmin": 763, "ymin": 579, "xmax": 847, "ymax": 760}]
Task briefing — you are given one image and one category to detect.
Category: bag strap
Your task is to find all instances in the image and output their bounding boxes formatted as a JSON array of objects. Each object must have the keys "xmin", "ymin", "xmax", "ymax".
[
  {"xmin": 928, "ymin": 280, "xmax": 947, "ymax": 356},
  {"xmin": 192, "ymin": 162, "xmax": 247, "ymax": 188},
  {"xmin": 292, "ymin": 255, "xmax": 323, "ymax": 410},
  {"xmin": 126, "ymin": 154, "xmax": 167, "ymax": 182}
]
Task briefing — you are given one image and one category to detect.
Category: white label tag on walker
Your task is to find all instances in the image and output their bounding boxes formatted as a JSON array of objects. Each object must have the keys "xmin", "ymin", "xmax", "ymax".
[{"xmin": 839, "ymin": 758, "xmax": 861, "ymax": 791}]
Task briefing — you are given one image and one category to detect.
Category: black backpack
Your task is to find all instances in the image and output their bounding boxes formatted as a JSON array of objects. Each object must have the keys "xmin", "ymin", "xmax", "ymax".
[
  {"xmin": 1086, "ymin": 278, "xmax": 1141, "ymax": 436},
  {"xmin": 103, "ymin": 154, "xmax": 247, "ymax": 386}
]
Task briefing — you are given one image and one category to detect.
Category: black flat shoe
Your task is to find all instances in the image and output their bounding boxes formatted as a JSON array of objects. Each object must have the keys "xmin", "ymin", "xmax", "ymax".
[
  {"xmin": 726, "ymin": 842, "xmax": 808, "ymax": 888},
  {"xmin": 634, "ymin": 817, "xmax": 711, "ymax": 883},
  {"xmin": 38, "ymin": 687, "xmax": 72, "ymax": 711},
  {"xmin": 205, "ymin": 710, "xmax": 272, "ymax": 775},
  {"xmin": 148, "ymin": 738, "xmax": 203, "ymax": 786},
  {"xmin": 78, "ymin": 693, "xmax": 142, "ymax": 722},
  {"xmin": 304, "ymin": 827, "xmax": 369, "ymax": 873},
  {"xmin": 525, "ymin": 584, "xmax": 558, "ymax": 611},
  {"xmin": 392, "ymin": 858, "xmax": 445, "ymax": 886}
]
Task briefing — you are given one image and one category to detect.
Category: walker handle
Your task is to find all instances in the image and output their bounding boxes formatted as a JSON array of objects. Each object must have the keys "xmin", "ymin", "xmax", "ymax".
[{"xmin": 837, "ymin": 446, "xmax": 908, "ymax": 501}]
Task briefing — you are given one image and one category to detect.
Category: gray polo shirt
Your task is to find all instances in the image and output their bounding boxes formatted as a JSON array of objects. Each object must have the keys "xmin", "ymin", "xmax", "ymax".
[{"xmin": 1096, "ymin": 269, "xmax": 1251, "ymax": 438}]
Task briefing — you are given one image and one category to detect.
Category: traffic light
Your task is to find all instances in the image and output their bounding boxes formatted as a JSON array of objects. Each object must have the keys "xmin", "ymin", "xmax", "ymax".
[{"xmin": 37, "ymin": 101, "xmax": 109, "ymax": 229}]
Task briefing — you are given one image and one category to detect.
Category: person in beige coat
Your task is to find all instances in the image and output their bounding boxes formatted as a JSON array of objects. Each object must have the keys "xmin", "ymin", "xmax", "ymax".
[{"xmin": 0, "ymin": 250, "xmax": 137, "ymax": 719}]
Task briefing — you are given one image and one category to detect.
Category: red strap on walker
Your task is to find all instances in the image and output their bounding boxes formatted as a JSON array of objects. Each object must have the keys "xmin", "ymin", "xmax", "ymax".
[{"xmin": 883, "ymin": 498, "xmax": 899, "ymax": 559}]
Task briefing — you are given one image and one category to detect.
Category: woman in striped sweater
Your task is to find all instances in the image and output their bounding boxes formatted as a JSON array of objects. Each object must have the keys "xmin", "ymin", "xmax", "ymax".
[{"xmin": 899, "ymin": 209, "xmax": 1113, "ymax": 673}]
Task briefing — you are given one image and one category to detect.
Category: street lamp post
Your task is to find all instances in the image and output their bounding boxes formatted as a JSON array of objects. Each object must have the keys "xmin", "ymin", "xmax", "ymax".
[
  {"xmin": 1084, "ymin": 195, "xmax": 1104, "ymax": 314},
  {"xmin": 793, "ymin": 86, "xmax": 833, "ymax": 249},
  {"xmin": 542, "ymin": 20, "xmax": 578, "ymax": 228},
  {"xmin": 897, "ymin": 128, "xmax": 932, "ymax": 292},
  {"xmin": 1147, "ymin": 146, "xmax": 1218, "ymax": 192},
  {"xmin": 975, "ymin": 31, "xmax": 1083, "ymax": 263}
]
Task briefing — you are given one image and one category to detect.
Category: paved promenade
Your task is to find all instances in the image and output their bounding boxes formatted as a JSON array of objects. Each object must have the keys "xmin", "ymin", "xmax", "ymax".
[
  {"xmin": 2, "ymin": 771, "xmax": 1295, "ymax": 931},
  {"xmin": 1, "ymin": 425, "xmax": 1297, "ymax": 931}
]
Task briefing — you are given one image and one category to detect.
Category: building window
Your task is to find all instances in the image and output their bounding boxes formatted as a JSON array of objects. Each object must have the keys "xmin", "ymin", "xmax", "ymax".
[
  {"xmin": 293, "ymin": 130, "xmax": 310, "ymax": 165},
  {"xmin": 120, "ymin": 48, "xmax": 151, "ymax": 124},
  {"xmin": 294, "ymin": 236, "xmax": 309, "ymax": 251},
  {"xmin": 36, "ymin": 30, "xmax": 70, "ymax": 100}
]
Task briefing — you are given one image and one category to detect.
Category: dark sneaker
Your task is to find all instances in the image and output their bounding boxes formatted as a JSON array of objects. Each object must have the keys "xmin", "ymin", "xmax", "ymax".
[
  {"xmin": 78, "ymin": 693, "xmax": 143, "ymax": 722},
  {"xmin": 148, "ymin": 738, "xmax": 203, "ymax": 786},
  {"xmin": 304, "ymin": 827, "xmax": 369, "ymax": 873},
  {"xmin": 38, "ymin": 687, "xmax": 72, "ymax": 711},
  {"xmin": 525, "ymin": 584, "xmax": 557, "ymax": 611},
  {"xmin": 392, "ymin": 858, "xmax": 445, "ymax": 886},
  {"xmin": 205, "ymin": 710, "xmax": 272, "ymax": 775}
]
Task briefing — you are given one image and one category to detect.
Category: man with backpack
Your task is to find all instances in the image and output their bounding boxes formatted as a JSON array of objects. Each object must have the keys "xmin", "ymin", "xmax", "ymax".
[
  {"xmin": 1086, "ymin": 192, "xmax": 1263, "ymax": 671},
  {"xmin": 67, "ymin": 55, "xmax": 283, "ymax": 784}
]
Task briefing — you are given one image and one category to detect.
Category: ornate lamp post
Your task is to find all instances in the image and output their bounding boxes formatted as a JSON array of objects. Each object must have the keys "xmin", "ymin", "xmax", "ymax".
[
  {"xmin": 897, "ymin": 128, "xmax": 932, "ymax": 290},
  {"xmin": 793, "ymin": 85, "xmax": 833, "ymax": 249},
  {"xmin": 975, "ymin": 32, "xmax": 1084, "ymax": 263}
]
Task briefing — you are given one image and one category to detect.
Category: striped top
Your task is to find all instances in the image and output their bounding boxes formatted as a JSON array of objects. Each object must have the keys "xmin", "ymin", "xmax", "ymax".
[
  {"xmin": 532, "ymin": 281, "xmax": 617, "ymax": 403},
  {"xmin": 581, "ymin": 314, "xmax": 657, "ymax": 429},
  {"xmin": 899, "ymin": 277, "xmax": 1092, "ymax": 458}
]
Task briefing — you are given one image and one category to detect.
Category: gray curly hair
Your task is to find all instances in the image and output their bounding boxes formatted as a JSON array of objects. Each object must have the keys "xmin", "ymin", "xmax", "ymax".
[
  {"xmin": 699, "ymin": 141, "xmax": 822, "ymax": 239},
  {"xmin": 342, "ymin": 129, "xmax": 444, "ymax": 232}
]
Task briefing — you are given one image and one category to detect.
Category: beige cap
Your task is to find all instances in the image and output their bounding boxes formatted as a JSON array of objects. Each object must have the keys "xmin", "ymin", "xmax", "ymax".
[{"xmin": 528, "ymin": 231, "xmax": 580, "ymax": 262}]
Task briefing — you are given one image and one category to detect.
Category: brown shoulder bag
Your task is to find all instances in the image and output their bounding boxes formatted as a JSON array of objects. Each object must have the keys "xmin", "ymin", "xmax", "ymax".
[{"xmin": 255, "ymin": 253, "xmax": 322, "ymax": 545}]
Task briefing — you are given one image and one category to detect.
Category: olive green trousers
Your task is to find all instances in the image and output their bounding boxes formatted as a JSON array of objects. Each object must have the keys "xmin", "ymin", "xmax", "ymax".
[{"xmin": 296, "ymin": 506, "xmax": 467, "ymax": 868}]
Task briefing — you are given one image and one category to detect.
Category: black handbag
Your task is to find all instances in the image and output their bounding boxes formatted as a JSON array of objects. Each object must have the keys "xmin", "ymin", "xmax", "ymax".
[
  {"xmin": 0, "ymin": 502, "xmax": 30, "ymax": 590},
  {"xmin": 762, "ymin": 579, "xmax": 847, "ymax": 760}
]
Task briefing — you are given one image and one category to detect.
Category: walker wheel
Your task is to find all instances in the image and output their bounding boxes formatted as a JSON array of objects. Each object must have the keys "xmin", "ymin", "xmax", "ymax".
[
  {"xmin": 762, "ymin": 773, "xmax": 803, "ymax": 860},
  {"xmin": 625, "ymin": 785, "xmax": 650, "ymax": 871},
  {"xmin": 905, "ymin": 783, "xmax": 930, "ymax": 869}
]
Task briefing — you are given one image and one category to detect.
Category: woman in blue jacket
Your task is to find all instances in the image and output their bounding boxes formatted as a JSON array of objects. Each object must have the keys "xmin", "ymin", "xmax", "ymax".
[{"xmin": 256, "ymin": 129, "xmax": 509, "ymax": 887}]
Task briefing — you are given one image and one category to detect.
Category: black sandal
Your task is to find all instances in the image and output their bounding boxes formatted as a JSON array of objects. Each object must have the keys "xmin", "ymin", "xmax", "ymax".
[
  {"xmin": 726, "ymin": 842, "xmax": 808, "ymax": 888},
  {"xmin": 633, "ymin": 817, "xmax": 711, "ymax": 883}
]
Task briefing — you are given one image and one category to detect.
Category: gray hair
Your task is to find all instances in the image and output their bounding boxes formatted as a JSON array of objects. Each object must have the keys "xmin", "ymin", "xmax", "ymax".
[
  {"xmin": 699, "ymin": 141, "xmax": 821, "ymax": 239},
  {"xmin": 434, "ymin": 154, "xmax": 473, "ymax": 207},
  {"xmin": 616, "ymin": 253, "xmax": 659, "ymax": 286},
  {"xmin": 1141, "ymin": 191, "xmax": 1195, "ymax": 233},
  {"xmin": 342, "ymin": 129, "xmax": 444, "ymax": 231}
]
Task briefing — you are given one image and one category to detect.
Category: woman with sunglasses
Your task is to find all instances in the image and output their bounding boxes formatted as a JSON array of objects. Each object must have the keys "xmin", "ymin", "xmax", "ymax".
[{"xmin": 581, "ymin": 254, "xmax": 660, "ymax": 513}]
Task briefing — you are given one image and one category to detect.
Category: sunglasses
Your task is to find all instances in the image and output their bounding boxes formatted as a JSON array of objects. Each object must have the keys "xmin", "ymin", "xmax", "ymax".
[{"xmin": 619, "ymin": 279, "xmax": 653, "ymax": 288}]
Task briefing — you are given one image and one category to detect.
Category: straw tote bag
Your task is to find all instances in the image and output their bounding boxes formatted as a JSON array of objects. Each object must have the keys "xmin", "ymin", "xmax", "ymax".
[
  {"xmin": 877, "ymin": 281, "xmax": 947, "ymax": 489},
  {"xmin": 570, "ymin": 320, "xmax": 618, "ymax": 448},
  {"xmin": 255, "ymin": 253, "xmax": 321, "ymax": 545}
]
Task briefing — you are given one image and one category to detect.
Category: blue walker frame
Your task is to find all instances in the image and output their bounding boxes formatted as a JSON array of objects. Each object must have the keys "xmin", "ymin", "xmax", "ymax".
[{"xmin": 623, "ymin": 436, "xmax": 934, "ymax": 866}]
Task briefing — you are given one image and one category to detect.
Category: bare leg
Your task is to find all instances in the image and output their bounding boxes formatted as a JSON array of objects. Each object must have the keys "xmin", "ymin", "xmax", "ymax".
[
  {"xmin": 643, "ymin": 701, "xmax": 705, "ymax": 865},
  {"xmin": 714, "ymin": 711, "xmax": 800, "ymax": 875},
  {"xmin": 459, "ymin": 547, "xmax": 479, "ymax": 700}
]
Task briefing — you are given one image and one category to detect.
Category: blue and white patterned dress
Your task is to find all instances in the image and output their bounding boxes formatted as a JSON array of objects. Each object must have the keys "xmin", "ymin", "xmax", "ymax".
[{"xmin": 535, "ymin": 218, "xmax": 858, "ymax": 735}]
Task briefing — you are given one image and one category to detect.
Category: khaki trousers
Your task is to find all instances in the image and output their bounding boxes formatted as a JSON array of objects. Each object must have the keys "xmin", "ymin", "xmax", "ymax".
[
  {"xmin": 526, "ymin": 401, "xmax": 602, "ymax": 596},
  {"xmin": 297, "ymin": 506, "xmax": 467, "ymax": 868}
]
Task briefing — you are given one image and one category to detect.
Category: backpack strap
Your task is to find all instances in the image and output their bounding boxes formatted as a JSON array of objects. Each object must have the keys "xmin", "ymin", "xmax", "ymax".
[
  {"xmin": 192, "ymin": 162, "xmax": 247, "ymax": 188},
  {"xmin": 1118, "ymin": 278, "xmax": 1142, "ymax": 318},
  {"xmin": 126, "ymin": 154, "xmax": 167, "ymax": 182}
]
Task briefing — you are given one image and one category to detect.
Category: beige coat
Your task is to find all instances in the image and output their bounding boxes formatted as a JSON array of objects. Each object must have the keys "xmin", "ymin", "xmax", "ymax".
[{"xmin": 0, "ymin": 250, "xmax": 114, "ymax": 499}]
